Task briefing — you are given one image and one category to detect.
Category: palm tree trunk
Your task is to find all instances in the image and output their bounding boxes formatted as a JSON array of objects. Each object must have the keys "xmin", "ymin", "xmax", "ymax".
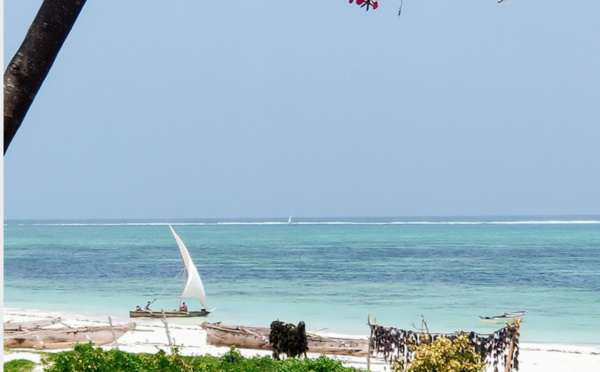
[{"xmin": 4, "ymin": 0, "xmax": 87, "ymax": 154}]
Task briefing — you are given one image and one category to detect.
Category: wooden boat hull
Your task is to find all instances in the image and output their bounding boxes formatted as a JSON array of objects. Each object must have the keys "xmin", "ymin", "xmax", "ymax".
[
  {"xmin": 4, "ymin": 320, "xmax": 134, "ymax": 350},
  {"xmin": 201, "ymin": 322, "xmax": 369, "ymax": 357},
  {"xmin": 129, "ymin": 310, "xmax": 211, "ymax": 318},
  {"xmin": 479, "ymin": 311, "xmax": 527, "ymax": 322}
]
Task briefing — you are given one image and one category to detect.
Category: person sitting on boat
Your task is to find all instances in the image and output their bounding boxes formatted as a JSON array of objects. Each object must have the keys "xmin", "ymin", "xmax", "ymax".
[
  {"xmin": 180, "ymin": 302, "xmax": 188, "ymax": 312},
  {"xmin": 145, "ymin": 301, "xmax": 152, "ymax": 311},
  {"xmin": 135, "ymin": 305, "xmax": 142, "ymax": 311}
]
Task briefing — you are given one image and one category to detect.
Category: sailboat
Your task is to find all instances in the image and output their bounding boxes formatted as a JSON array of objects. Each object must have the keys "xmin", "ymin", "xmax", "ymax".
[
  {"xmin": 129, "ymin": 225, "xmax": 214, "ymax": 318},
  {"xmin": 287, "ymin": 216, "xmax": 293, "ymax": 225}
]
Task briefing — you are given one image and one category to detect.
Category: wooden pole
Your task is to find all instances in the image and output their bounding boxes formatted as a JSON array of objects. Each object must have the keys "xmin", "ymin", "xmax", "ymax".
[
  {"xmin": 504, "ymin": 318, "xmax": 521, "ymax": 372},
  {"xmin": 367, "ymin": 314, "xmax": 378, "ymax": 372},
  {"xmin": 161, "ymin": 311, "xmax": 173, "ymax": 347},
  {"xmin": 367, "ymin": 327, "xmax": 372, "ymax": 372},
  {"xmin": 32, "ymin": 334, "xmax": 45, "ymax": 348},
  {"xmin": 108, "ymin": 316, "xmax": 119, "ymax": 350}
]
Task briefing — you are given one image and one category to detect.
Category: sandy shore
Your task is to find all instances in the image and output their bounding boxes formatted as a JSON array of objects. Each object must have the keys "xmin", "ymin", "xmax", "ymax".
[{"xmin": 3, "ymin": 310, "xmax": 600, "ymax": 372}]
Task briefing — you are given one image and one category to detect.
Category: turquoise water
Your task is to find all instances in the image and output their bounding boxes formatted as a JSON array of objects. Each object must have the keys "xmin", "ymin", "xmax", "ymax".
[{"xmin": 4, "ymin": 217, "xmax": 600, "ymax": 345}]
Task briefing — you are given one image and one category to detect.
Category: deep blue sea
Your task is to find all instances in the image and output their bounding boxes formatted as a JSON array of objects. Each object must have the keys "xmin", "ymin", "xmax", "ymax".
[{"xmin": 4, "ymin": 216, "xmax": 600, "ymax": 345}]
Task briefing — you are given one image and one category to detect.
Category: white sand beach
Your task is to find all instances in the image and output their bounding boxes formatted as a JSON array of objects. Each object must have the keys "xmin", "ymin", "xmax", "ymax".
[{"xmin": 3, "ymin": 310, "xmax": 600, "ymax": 372}]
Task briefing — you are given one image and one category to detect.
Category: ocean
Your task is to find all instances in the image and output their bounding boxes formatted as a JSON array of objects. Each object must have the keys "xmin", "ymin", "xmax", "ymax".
[{"xmin": 3, "ymin": 216, "xmax": 600, "ymax": 345}]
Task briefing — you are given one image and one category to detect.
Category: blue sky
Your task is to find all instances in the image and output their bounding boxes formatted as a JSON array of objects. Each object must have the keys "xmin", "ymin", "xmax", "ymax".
[{"xmin": 4, "ymin": 1, "xmax": 600, "ymax": 219}]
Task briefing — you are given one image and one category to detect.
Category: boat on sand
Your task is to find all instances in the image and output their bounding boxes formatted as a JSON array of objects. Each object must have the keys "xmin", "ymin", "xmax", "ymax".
[
  {"xmin": 201, "ymin": 322, "xmax": 369, "ymax": 357},
  {"xmin": 4, "ymin": 317, "xmax": 134, "ymax": 350}
]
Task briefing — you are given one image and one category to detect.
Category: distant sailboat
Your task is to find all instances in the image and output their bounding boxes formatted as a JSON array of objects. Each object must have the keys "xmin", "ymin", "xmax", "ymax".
[
  {"xmin": 129, "ymin": 225, "xmax": 214, "ymax": 318},
  {"xmin": 287, "ymin": 216, "xmax": 293, "ymax": 225}
]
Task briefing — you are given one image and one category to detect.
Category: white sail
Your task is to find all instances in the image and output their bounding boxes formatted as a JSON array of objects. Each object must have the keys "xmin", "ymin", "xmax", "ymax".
[
  {"xmin": 169, "ymin": 225, "xmax": 207, "ymax": 307},
  {"xmin": 287, "ymin": 216, "xmax": 293, "ymax": 225}
]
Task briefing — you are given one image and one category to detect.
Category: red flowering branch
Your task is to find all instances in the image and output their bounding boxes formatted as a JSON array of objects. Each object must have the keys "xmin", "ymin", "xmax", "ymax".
[
  {"xmin": 348, "ymin": 0, "xmax": 504, "ymax": 15},
  {"xmin": 349, "ymin": 0, "xmax": 379, "ymax": 11}
]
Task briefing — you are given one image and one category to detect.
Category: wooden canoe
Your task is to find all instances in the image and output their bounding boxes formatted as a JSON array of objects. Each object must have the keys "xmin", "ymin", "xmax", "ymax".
[
  {"xmin": 201, "ymin": 322, "xmax": 369, "ymax": 357},
  {"xmin": 4, "ymin": 322, "xmax": 134, "ymax": 350},
  {"xmin": 129, "ymin": 309, "xmax": 211, "ymax": 318}
]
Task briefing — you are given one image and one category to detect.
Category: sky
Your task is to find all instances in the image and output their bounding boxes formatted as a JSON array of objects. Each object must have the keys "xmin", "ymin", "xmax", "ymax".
[{"xmin": 3, "ymin": 0, "xmax": 600, "ymax": 220}]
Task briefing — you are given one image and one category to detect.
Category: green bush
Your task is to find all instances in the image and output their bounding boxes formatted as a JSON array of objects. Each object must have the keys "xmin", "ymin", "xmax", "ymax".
[
  {"xmin": 4, "ymin": 359, "xmax": 36, "ymax": 372},
  {"xmin": 279, "ymin": 355, "xmax": 359, "ymax": 372},
  {"xmin": 41, "ymin": 342, "xmax": 362, "ymax": 372},
  {"xmin": 394, "ymin": 334, "xmax": 485, "ymax": 372}
]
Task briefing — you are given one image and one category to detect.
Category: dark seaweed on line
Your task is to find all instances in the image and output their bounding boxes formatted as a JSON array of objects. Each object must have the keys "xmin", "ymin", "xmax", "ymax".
[
  {"xmin": 369, "ymin": 324, "xmax": 520, "ymax": 372},
  {"xmin": 269, "ymin": 320, "xmax": 309, "ymax": 360}
]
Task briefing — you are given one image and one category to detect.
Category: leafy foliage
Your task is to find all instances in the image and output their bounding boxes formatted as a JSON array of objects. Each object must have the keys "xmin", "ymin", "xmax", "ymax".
[
  {"xmin": 41, "ymin": 343, "xmax": 361, "ymax": 372},
  {"xmin": 394, "ymin": 334, "xmax": 486, "ymax": 372},
  {"xmin": 279, "ymin": 355, "xmax": 358, "ymax": 372},
  {"xmin": 3, "ymin": 359, "xmax": 37, "ymax": 372}
]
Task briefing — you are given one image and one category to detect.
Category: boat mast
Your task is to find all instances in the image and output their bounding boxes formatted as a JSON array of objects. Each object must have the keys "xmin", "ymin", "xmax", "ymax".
[{"xmin": 179, "ymin": 266, "xmax": 187, "ymax": 309}]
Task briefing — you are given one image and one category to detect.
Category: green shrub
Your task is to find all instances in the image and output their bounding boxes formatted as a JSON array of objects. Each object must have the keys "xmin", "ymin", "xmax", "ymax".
[
  {"xmin": 394, "ymin": 334, "xmax": 485, "ymax": 372},
  {"xmin": 279, "ymin": 355, "xmax": 360, "ymax": 372},
  {"xmin": 41, "ymin": 342, "xmax": 362, "ymax": 372},
  {"xmin": 4, "ymin": 359, "xmax": 36, "ymax": 372}
]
